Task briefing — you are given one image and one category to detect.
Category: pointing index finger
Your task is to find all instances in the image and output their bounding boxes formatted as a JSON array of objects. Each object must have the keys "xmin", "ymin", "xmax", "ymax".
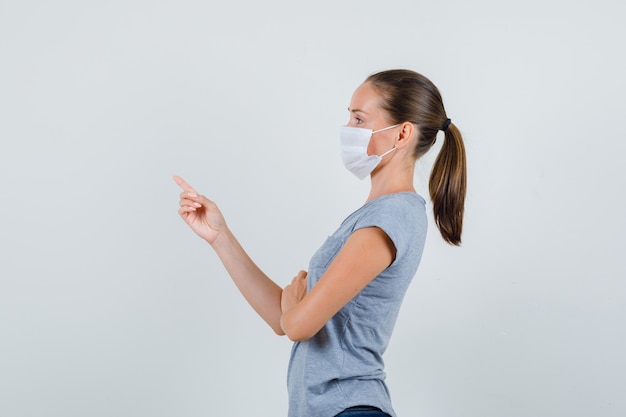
[{"xmin": 173, "ymin": 175, "xmax": 196, "ymax": 193}]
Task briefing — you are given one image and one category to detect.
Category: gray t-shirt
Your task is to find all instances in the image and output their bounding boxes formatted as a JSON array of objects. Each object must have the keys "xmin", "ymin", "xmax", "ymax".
[{"xmin": 287, "ymin": 192, "xmax": 427, "ymax": 417}]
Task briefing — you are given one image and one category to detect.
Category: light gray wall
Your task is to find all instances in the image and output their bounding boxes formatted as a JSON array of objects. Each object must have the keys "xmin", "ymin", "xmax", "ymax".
[{"xmin": 1, "ymin": 1, "xmax": 624, "ymax": 416}]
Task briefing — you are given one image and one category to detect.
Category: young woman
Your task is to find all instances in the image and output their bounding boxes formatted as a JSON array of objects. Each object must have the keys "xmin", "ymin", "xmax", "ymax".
[{"xmin": 175, "ymin": 69, "xmax": 466, "ymax": 417}]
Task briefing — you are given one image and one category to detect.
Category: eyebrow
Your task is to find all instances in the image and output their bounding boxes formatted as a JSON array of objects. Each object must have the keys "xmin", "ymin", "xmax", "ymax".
[{"xmin": 348, "ymin": 107, "xmax": 368, "ymax": 114}]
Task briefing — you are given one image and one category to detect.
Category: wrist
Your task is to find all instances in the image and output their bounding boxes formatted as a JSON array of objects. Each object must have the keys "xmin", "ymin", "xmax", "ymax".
[{"xmin": 208, "ymin": 226, "xmax": 231, "ymax": 248}]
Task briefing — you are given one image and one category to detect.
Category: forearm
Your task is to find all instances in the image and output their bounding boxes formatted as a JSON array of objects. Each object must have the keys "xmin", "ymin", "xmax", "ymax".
[
  {"xmin": 280, "ymin": 227, "xmax": 394, "ymax": 341},
  {"xmin": 210, "ymin": 227, "xmax": 285, "ymax": 335}
]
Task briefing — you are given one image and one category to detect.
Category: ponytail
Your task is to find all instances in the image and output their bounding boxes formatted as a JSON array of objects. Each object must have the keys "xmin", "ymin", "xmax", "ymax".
[
  {"xmin": 365, "ymin": 69, "xmax": 467, "ymax": 245},
  {"xmin": 429, "ymin": 122, "xmax": 466, "ymax": 245}
]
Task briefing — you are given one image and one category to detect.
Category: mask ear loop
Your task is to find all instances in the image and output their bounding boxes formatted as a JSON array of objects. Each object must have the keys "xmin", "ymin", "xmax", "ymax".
[
  {"xmin": 372, "ymin": 124, "xmax": 401, "ymax": 134},
  {"xmin": 379, "ymin": 147, "xmax": 396, "ymax": 158},
  {"xmin": 372, "ymin": 124, "xmax": 400, "ymax": 158}
]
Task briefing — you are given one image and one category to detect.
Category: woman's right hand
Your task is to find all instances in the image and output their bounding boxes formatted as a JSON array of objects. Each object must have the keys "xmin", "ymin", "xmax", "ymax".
[{"xmin": 174, "ymin": 175, "xmax": 226, "ymax": 244}]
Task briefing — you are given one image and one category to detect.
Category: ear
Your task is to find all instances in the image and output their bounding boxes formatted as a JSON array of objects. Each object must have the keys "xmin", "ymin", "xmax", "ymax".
[{"xmin": 394, "ymin": 122, "xmax": 416, "ymax": 149}]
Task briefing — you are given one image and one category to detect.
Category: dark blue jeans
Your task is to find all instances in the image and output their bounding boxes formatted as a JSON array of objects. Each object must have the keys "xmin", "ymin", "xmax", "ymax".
[{"xmin": 334, "ymin": 406, "xmax": 391, "ymax": 417}]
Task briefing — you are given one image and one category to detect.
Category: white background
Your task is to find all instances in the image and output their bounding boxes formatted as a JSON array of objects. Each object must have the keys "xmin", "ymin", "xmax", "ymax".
[{"xmin": 1, "ymin": 1, "xmax": 625, "ymax": 416}]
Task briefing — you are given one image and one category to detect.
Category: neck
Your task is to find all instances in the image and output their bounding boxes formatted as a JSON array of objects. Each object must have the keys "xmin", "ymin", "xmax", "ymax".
[{"xmin": 366, "ymin": 162, "xmax": 416, "ymax": 202}]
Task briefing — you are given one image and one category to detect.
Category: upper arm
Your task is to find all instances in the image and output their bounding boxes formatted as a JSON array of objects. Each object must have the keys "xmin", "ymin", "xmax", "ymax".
[{"xmin": 280, "ymin": 226, "xmax": 396, "ymax": 341}]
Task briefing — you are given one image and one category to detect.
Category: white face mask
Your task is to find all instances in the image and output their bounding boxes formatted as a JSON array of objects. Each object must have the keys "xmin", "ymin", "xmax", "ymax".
[{"xmin": 339, "ymin": 124, "xmax": 399, "ymax": 180}]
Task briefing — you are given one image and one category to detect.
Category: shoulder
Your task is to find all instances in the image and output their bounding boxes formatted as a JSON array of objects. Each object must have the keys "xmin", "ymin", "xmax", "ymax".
[
  {"xmin": 354, "ymin": 192, "xmax": 427, "ymax": 251},
  {"xmin": 357, "ymin": 192, "xmax": 426, "ymax": 225}
]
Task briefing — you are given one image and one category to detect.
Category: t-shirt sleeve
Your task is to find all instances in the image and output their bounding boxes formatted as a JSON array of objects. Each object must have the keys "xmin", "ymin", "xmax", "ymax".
[{"xmin": 352, "ymin": 197, "xmax": 423, "ymax": 263}]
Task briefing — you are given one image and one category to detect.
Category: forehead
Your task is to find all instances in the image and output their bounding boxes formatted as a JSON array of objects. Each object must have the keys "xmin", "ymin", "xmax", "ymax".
[{"xmin": 349, "ymin": 82, "xmax": 383, "ymax": 114}]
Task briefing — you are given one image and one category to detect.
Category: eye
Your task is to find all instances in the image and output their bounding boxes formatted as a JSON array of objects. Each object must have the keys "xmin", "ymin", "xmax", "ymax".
[{"xmin": 347, "ymin": 107, "xmax": 366, "ymax": 126}]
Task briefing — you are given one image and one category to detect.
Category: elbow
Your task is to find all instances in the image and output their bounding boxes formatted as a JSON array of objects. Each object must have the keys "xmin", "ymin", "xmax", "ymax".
[
  {"xmin": 272, "ymin": 325, "xmax": 286, "ymax": 336},
  {"xmin": 285, "ymin": 330, "xmax": 309, "ymax": 343},
  {"xmin": 284, "ymin": 329, "xmax": 311, "ymax": 343},
  {"xmin": 280, "ymin": 312, "xmax": 316, "ymax": 342}
]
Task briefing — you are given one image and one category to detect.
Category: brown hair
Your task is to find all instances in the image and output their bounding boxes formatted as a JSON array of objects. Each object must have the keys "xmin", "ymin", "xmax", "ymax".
[{"xmin": 366, "ymin": 69, "xmax": 467, "ymax": 245}]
